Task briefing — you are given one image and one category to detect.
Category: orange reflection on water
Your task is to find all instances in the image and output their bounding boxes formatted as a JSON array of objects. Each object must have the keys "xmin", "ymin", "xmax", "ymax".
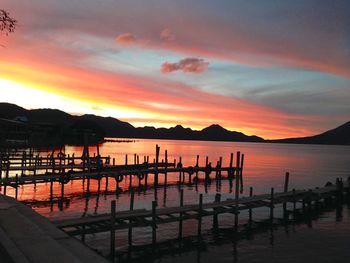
[{"xmin": 1, "ymin": 139, "xmax": 350, "ymax": 220}]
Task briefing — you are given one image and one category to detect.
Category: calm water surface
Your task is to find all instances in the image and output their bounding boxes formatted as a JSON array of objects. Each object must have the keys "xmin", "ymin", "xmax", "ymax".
[{"xmin": 2, "ymin": 139, "xmax": 350, "ymax": 261}]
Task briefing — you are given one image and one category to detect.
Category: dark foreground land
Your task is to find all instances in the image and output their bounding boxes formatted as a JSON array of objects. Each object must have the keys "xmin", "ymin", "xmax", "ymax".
[{"xmin": 0, "ymin": 194, "xmax": 108, "ymax": 263}]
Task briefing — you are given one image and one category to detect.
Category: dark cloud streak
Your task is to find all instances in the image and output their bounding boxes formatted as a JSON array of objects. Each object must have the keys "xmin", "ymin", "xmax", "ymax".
[{"xmin": 161, "ymin": 58, "xmax": 209, "ymax": 73}]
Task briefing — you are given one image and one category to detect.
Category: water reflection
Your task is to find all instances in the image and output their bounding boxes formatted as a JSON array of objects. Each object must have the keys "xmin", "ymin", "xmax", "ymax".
[
  {"xmin": 55, "ymin": 139, "xmax": 350, "ymax": 190},
  {"xmin": 1, "ymin": 140, "xmax": 350, "ymax": 262},
  {"xmin": 1, "ymin": 140, "xmax": 350, "ymax": 219},
  {"xmin": 108, "ymin": 203, "xmax": 349, "ymax": 263}
]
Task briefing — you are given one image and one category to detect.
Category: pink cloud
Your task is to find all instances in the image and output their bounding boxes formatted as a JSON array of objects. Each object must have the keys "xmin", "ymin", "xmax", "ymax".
[
  {"xmin": 160, "ymin": 28, "xmax": 175, "ymax": 41},
  {"xmin": 3, "ymin": 0, "xmax": 350, "ymax": 79},
  {"xmin": 161, "ymin": 58, "xmax": 209, "ymax": 73},
  {"xmin": 116, "ymin": 33, "xmax": 137, "ymax": 45}
]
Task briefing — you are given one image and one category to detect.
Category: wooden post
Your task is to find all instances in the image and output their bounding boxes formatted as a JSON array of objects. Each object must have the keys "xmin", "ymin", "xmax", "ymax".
[
  {"xmin": 15, "ymin": 174, "xmax": 19, "ymax": 200},
  {"xmin": 152, "ymin": 200, "xmax": 157, "ymax": 251},
  {"xmin": 335, "ymin": 179, "xmax": 343, "ymax": 220},
  {"xmin": 144, "ymin": 157, "xmax": 149, "ymax": 189},
  {"xmin": 229, "ymin": 153, "xmax": 234, "ymax": 192},
  {"xmin": 60, "ymin": 181, "xmax": 64, "ymax": 200},
  {"xmin": 138, "ymin": 172, "xmax": 142, "ymax": 189},
  {"xmin": 205, "ymin": 156, "xmax": 209, "ymax": 182},
  {"xmin": 125, "ymin": 154, "xmax": 128, "ymax": 167},
  {"xmin": 177, "ymin": 156, "xmax": 183, "ymax": 184},
  {"xmin": 105, "ymin": 176, "xmax": 109, "ymax": 194},
  {"xmin": 128, "ymin": 190, "xmax": 135, "ymax": 249},
  {"xmin": 164, "ymin": 150, "xmax": 168, "ymax": 187},
  {"xmin": 292, "ymin": 188, "xmax": 296, "ymax": 219},
  {"xmin": 154, "ymin": 145, "xmax": 160, "ymax": 188},
  {"xmin": 5, "ymin": 162, "xmax": 9, "ymax": 188},
  {"xmin": 29, "ymin": 149, "xmax": 32, "ymax": 167},
  {"xmin": 21, "ymin": 154, "xmax": 25, "ymax": 176},
  {"xmin": 95, "ymin": 178, "xmax": 101, "ymax": 197},
  {"xmin": 144, "ymin": 172, "xmax": 148, "ymax": 189},
  {"xmin": 197, "ymin": 194, "xmax": 203, "ymax": 238},
  {"xmin": 4, "ymin": 182, "xmax": 7, "ymax": 195},
  {"xmin": 129, "ymin": 174, "xmax": 132, "ymax": 190},
  {"xmin": 178, "ymin": 189, "xmax": 184, "ymax": 240},
  {"xmin": 249, "ymin": 187, "xmax": 253, "ymax": 226},
  {"xmin": 51, "ymin": 154, "xmax": 55, "ymax": 174},
  {"xmin": 270, "ymin": 188, "xmax": 274, "ymax": 223},
  {"xmin": 239, "ymin": 154, "xmax": 244, "ymax": 193},
  {"xmin": 115, "ymin": 174, "xmax": 120, "ymax": 194},
  {"xmin": 50, "ymin": 178, "xmax": 53, "ymax": 201},
  {"xmin": 33, "ymin": 155, "xmax": 38, "ymax": 176},
  {"xmin": 110, "ymin": 200, "xmax": 116, "ymax": 261},
  {"xmin": 194, "ymin": 155, "xmax": 199, "ymax": 183},
  {"xmin": 283, "ymin": 172, "xmax": 290, "ymax": 218},
  {"xmin": 213, "ymin": 193, "xmax": 221, "ymax": 229},
  {"xmin": 87, "ymin": 176, "xmax": 90, "ymax": 195},
  {"xmin": 284, "ymin": 172, "xmax": 290, "ymax": 192},
  {"xmin": 234, "ymin": 152, "xmax": 240, "ymax": 229},
  {"xmin": 335, "ymin": 178, "xmax": 341, "ymax": 205}
]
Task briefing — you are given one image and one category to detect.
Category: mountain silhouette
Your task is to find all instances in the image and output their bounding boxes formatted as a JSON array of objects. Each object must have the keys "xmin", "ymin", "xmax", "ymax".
[
  {"xmin": 0, "ymin": 103, "xmax": 262, "ymax": 143},
  {"xmin": 270, "ymin": 121, "xmax": 350, "ymax": 145},
  {"xmin": 0, "ymin": 103, "xmax": 349, "ymax": 145}
]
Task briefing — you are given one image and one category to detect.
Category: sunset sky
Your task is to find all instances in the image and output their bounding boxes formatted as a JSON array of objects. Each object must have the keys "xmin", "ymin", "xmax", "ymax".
[{"xmin": 1, "ymin": 0, "xmax": 350, "ymax": 139}]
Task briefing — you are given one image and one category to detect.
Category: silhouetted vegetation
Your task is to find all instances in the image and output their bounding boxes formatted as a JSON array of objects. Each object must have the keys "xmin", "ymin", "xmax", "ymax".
[{"xmin": 0, "ymin": 9, "xmax": 17, "ymax": 35}]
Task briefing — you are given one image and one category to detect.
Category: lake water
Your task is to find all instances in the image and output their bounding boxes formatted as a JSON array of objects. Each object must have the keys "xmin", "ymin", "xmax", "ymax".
[{"xmin": 2, "ymin": 139, "xmax": 350, "ymax": 262}]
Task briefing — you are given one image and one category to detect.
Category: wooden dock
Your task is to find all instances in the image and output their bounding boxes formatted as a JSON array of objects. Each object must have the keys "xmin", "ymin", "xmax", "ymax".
[
  {"xmin": 1, "ymin": 144, "xmax": 349, "ymax": 262},
  {"xmin": 0, "ymin": 145, "xmax": 245, "ymax": 198},
  {"xmin": 52, "ymin": 173, "xmax": 349, "ymax": 259}
]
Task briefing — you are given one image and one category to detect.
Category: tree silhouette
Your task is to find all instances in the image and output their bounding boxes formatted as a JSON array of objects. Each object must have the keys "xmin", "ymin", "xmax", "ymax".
[{"xmin": 0, "ymin": 9, "xmax": 17, "ymax": 35}]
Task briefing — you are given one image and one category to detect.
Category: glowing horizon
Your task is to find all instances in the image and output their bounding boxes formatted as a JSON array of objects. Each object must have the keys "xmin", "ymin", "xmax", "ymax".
[{"xmin": 1, "ymin": 1, "xmax": 349, "ymax": 139}]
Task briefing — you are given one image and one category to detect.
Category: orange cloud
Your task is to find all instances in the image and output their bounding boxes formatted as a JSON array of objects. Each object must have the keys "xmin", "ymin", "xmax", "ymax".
[
  {"xmin": 161, "ymin": 58, "xmax": 209, "ymax": 73},
  {"xmin": 116, "ymin": 33, "xmax": 137, "ymax": 45}
]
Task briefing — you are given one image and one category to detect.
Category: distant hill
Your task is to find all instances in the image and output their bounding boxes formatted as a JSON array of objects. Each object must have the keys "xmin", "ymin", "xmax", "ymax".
[
  {"xmin": 269, "ymin": 121, "xmax": 350, "ymax": 145},
  {"xmin": 0, "ymin": 102, "xmax": 349, "ymax": 145},
  {"xmin": 131, "ymin": 124, "xmax": 263, "ymax": 142},
  {"xmin": 0, "ymin": 103, "xmax": 263, "ymax": 143},
  {"xmin": 0, "ymin": 103, "xmax": 27, "ymax": 117}
]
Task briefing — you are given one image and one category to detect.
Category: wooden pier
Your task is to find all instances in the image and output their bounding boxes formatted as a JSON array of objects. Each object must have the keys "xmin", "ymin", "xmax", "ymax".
[
  {"xmin": 2, "ymin": 145, "xmax": 349, "ymax": 262},
  {"xmin": 52, "ymin": 173, "xmax": 349, "ymax": 259},
  {"xmin": 0, "ymin": 145, "xmax": 245, "ymax": 199}
]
